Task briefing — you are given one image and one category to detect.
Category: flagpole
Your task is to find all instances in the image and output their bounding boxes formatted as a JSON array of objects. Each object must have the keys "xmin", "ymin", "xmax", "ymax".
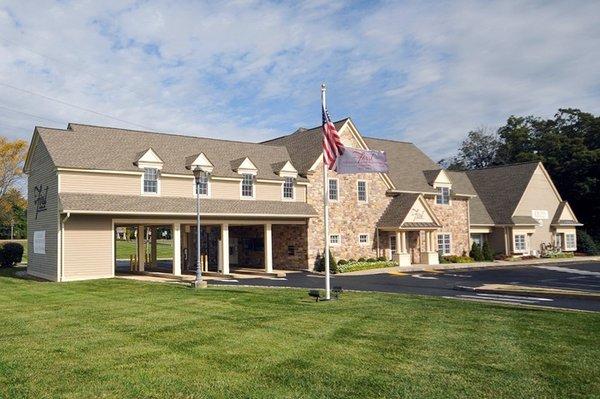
[{"xmin": 321, "ymin": 83, "xmax": 331, "ymax": 300}]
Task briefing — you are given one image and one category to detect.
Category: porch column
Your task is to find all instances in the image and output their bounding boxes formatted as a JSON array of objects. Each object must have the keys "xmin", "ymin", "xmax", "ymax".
[
  {"xmin": 220, "ymin": 223, "xmax": 230, "ymax": 275},
  {"xmin": 264, "ymin": 223, "xmax": 273, "ymax": 273},
  {"xmin": 401, "ymin": 231, "xmax": 407, "ymax": 253},
  {"xmin": 396, "ymin": 231, "xmax": 402, "ymax": 254},
  {"xmin": 137, "ymin": 225, "xmax": 145, "ymax": 272},
  {"xmin": 150, "ymin": 226, "xmax": 158, "ymax": 268},
  {"xmin": 173, "ymin": 223, "xmax": 181, "ymax": 276}
]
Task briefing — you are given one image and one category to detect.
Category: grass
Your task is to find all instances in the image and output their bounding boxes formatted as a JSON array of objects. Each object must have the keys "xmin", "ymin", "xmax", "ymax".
[
  {"xmin": 116, "ymin": 239, "xmax": 173, "ymax": 260},
  {"xmin": 337, "ymin": 260, "xmax": 395, "ymax": 273},
  {"xmin": 0, "ymin": 267, "xmax": 599, "ymax": 398}
]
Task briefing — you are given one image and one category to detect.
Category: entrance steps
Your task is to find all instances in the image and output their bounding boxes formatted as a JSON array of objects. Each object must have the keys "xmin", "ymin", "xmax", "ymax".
[{"xmin": 231, "ymin": 268, "xmax": 287, "ymax": 278}]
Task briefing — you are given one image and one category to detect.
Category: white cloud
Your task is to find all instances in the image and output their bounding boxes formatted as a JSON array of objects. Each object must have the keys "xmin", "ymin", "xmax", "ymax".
[{"xmin": 0, "ymin": 0, "xmax": 598, "ymax": 160}]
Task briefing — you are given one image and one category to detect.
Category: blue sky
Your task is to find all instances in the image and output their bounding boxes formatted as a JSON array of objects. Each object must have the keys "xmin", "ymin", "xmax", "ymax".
[{"xmin": 1, "ymin": 0, "xmax": 599, "ymax": 160}]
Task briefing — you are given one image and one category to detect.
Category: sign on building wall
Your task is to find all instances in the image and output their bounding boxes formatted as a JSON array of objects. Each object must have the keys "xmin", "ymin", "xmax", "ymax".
[
  {"xmin": 33, "ymin": 230, "xmax": 46, "ymax": 254},
  {"xmin": 532, "ymin": 210, "xmax": 549, "ymax": 220}
]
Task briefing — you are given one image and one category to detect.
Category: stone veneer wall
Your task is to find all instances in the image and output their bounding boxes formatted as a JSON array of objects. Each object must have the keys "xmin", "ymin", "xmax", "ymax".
[
  {"xmin": 305, "ymin": 129, "xmax": 392, "ymax": 268},
  {"xmin": 426, "ymin": 197, "xmax": 470, "ymax": 256},
  {"xmin": 273, "ymin": 224, "xmax": 308, "ymax": 270}
]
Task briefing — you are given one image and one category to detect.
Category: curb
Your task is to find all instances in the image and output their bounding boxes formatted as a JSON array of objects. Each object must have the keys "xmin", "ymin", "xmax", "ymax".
[{"xmin": 454, "ymin": 284, "xmax": 600, "ymax": 301}]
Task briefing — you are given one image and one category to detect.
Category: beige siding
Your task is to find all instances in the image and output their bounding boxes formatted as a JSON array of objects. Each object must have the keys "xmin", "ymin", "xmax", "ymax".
[
  {"xmin": 211, "ymin": 180, "xmax": 240, "ymax": 198},
  {"xmin": 27, "ymin": 139, "xmax": 59, "ymax": 281},
  {"xmin": 60, "ymin": 171, "xmax": 141, "ymax": 195},
  {"xmin": 256, "ymin": 182, "xmax": 283, "ymax": 200},
  {"xmin": 161, "ymin": 176, "xmax": 192, "ymax": 197},
  {"xmin": 513, "ymin": 165, "xmax": 562, "ymax": 253},
  {"xmin": 63, "ymin": 215, "xmax": 113, "ymax": 280}
]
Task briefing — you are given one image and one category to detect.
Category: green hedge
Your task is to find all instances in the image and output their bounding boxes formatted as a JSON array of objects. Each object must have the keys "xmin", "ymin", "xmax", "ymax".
[
  {"xmin": 0, "ymin": 242, "xmax": 24, "ymax": 268},
  {"xmin": 337, "ymin": 260, "xmax": 395, "ymax": 273}
]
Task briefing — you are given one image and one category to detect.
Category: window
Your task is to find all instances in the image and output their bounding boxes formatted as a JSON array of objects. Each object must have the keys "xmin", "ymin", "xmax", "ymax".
[
  {"xmin": 471, "ymin": 234, "xmax": 483, "ymax": 247},
  {"xmin": 195, "ymin": 174, "xmax": 209, "ymax": 196},
  {"xmin": 283, "ymin": 177, "xmax": 294, "ymax": 199},
  {"xmin": 514, "ymin": 234, "xmax": 526, "ymax": 252},
  {"xmin": 357, "ymin": 180, "xmax": 367, "ymax": 202},
  {"xmin": 437, "ymin": 233, "xmax": 451, "ymax": 255},
  {"xmin": 143, "ymin": 168, "xmax": 158, "ymax": 194},
  {"xmin": 565, "ymin": 233, "xmax": 576, "ymax": 250},
  {"xmin": 554, "ymin": 233, "xmax": 563, "ymax": 249},
  {"xmin": 358, "ymin": 234, "xmax": 368, "ymax": 245},
  {"xmin": 241, "ymin": 174, "xmax": 254, "ymax": 198},
  {"xmin": 288, "ymin": 245, "xmax": 295, "ymax": 256},
  {"xmin": 390, "ymin": 235, "xmax": 397, "ymax": 255},
  {"xmin": 328, "ymin": 179, "xmax": 338, "ymax": 201},
  {"xmin": 436, "ymin": 187, "xmax": 450, "ymax": 205},
  {"xmin": 329, "ymin": 234, "xmax": 341, "ymax": 245}
]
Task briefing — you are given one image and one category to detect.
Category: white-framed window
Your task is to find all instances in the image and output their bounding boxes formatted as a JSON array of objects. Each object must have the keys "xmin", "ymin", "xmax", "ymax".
[
  {"xmin": 283, "ymin": 177, "xmax": 294, "ymax": 200},
  {"xmin": 389, "ymin": 235, "xmax": 397, "ymax": 255},
  {"xmin": 565, "ymin": 233, "xmax": 576, "ymax": 251},
  {"xmin": 329, "ymin": 234, "xmax": 341, "ymax": 246},
  {"xmin": 143, "ymin": 168, "xmax": 159, "ymax": 194},
  {"xmin": 514, "ymin": 234, "xmax": 527, "ymax": 252},
  {"xmin": 241, "ymin": 173, "xmax": 254, "ymax": 198},
  {"xmin": 555, "ymin": 233, "xmax": 563, "ymax": 249},
  {"xmin": 437, "ymin": 233, "xmax": 451, "ymax": 255},
  {"xmin": 358, "ymin": 234, "xmax": 369, "ymax": 245},
  {"xmin": 328, "ymin": 178, "xmax": 338, "ymax": 201},
  {"xmin": 357, "ymin": 180, "xmax": 367, "ymax": 202},
  {"xmin": 436, "ymin": 187, "xmax": 450, "ymax": 205},
  {"xmin": 471, "ymin": 234, "xmax": 484, "ymax": 247},
  {"xmin": 194, "ymin": 175, "xmax": 210, "ymax": 197}
]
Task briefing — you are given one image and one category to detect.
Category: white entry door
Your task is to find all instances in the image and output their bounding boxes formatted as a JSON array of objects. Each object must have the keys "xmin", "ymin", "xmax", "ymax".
[
  {"xmin": 389, "ymin": 235, "xmax": 397, "ymax": 256},
  {"xmin": 229, "ymin": 238, "xmax": 239, "ymax": 265}
]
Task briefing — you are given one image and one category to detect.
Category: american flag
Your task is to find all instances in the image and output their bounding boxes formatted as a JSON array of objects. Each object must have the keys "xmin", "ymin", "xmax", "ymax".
[{"xmin": 322, "ymin": 90, "xmax": 344, "ymax": 170}]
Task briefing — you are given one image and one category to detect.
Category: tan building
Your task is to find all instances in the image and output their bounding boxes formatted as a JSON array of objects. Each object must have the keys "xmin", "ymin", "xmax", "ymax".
[{"xmin": 25, "ymin": 120, "xmax": 581, "ymax": 281}]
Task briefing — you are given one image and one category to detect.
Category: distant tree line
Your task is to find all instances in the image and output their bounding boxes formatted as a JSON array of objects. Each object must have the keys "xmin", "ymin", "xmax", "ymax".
[{"xmin": 440, "ymin": 108, "xmax": 600, "ymax": 242}]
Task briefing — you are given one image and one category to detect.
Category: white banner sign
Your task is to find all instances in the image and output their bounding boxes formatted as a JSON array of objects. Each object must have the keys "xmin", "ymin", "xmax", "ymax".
[
  {"xmin": 33, "ymin": 230, "xmax": 46, "ymax": 254},
  {"xmin": 532, "ymin": 210, "xmax": 549, "ymax": 220},
  {"xmin": 335, "ymin": 147, "xmax": 389, "ymax": 174}
]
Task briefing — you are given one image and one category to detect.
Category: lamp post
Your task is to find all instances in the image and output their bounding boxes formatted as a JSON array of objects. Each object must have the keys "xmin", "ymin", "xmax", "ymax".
[{"xmin": 193, "ymin": 168, "xmax": 209, "ymax": 289}]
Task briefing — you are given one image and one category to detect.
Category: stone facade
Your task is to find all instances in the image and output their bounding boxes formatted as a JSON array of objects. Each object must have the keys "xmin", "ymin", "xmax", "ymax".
[
  {"xmin": 426, "ymin": 196, "xmax": 470, "ymax": 256},
  {"xmin": 273, "ymin": 224, "xmax": 308, "ymax": 270},
  {"xmin": 306, "ymin": 128, "xmax": 393, "ymax": 268}
]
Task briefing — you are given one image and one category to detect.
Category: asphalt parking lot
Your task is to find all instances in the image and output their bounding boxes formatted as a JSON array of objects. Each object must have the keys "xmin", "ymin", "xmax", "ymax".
[{"xmin": 212, "ymin": 262, "xmax": 600, "ymax": 312}]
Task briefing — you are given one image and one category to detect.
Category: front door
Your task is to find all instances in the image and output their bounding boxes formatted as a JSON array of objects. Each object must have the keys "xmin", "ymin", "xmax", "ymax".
[{"xmin": 389, "ymin": 235, "xmax": 397, "ymax": 258}]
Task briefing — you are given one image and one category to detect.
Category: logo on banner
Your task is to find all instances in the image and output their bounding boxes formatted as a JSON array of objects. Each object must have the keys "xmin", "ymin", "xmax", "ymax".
[
  {"xmin": 335, "ymin": 147, "xmax": 389, "ymax": 174},
  {"xmin": 33, "ymin": 185, "xmax": 49, "ymax": 219}
]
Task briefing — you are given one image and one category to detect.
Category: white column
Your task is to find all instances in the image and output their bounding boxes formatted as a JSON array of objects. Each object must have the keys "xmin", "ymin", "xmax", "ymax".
[
  {"xmin": 137, "ymin": 225, "xmax": 145, "ymax": 272},
  {"xmin": 395, "ymin": 231, "xmax": 402, "ymax": 254},
  {"xmin": 173, "ymin": 223, "xmax": 181, "ymax": 276},
  {"xmin": 264, "ymin": 223, "xmax": 273, "ymax": 273},
  {"xmin": 220, "ymin": 223, "xmax": 230, "ymax": 275},
  {"xmin": 401, "ymin": 231, "xmax": 407, "ymax": 253}
]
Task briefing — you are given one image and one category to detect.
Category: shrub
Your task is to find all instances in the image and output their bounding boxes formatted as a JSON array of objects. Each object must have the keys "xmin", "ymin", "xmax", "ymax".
[
  {"xmin": 0, "ymin": 242, "xmax": 24, "ymax": 268},
  {"xmin": 357, "ymin": 257, "xmax": 366, "ymax": 262},
  {"xmin": 338, "ymin": 259, "xmax": 348, "ymax": 265},
  {"xmin": 482, "ymin": 241, "xmax": 494, "ymax": 261},
  {"xmin": 366, "ymin": 258, "xmax": 377, "ymax": 262},
  {"xmin": 377, "ymin": 256, "xmax": 386, "ymax": 262},
  {"xmin": 469, "ymin": 243, "xmax": 484, "ymax": 262},
  {"xmin": 348, "ymin": 259, "xmax": 356, "ymax": 263},
  {"xmin": 442, "ymin": 255, "xmax": 474, "ymax": 264},
  {"xmin": 577, "ymin": 230, "xmax": 600, "ymax": 255},
  {"xmin": 314, "ymin": 250, "xmax": 338, "ymax": 273}
]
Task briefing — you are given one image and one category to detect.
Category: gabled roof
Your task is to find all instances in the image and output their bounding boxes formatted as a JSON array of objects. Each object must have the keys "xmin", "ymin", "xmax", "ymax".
[
  {"xmin": 35, "ymin": 123, "xmax": 305, "ymax": 181},
  {"xmin": 551, "ymin": 201, "xmax": 582, "ymax": 226},
  {"xmin": 466, "ymin": 162, "xmax": 540, "ymax": 225},
  {"xmin": 377, "ymin": 193, "xmax": 441, "ymax": 229},
  {"xmin": 445, "ymin": 171, "xmax": 493, "ymax": 225},
  {"xmin": 263, "ymin": 119, "xmax": 349, "ymax": 174},
  {"xmin": 363, "ymin": 137, "xmax": 440, "ymax": 194}
]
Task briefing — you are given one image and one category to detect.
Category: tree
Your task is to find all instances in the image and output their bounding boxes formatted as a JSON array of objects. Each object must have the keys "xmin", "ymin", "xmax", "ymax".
[
  {"xmin": 0, "ymin": 136, "xmax": 28, "ymax": 197},
  {"xmin": 440, "ymin": 127, "xmax": 501, "ymax": 170},
  {"xmin": 469, "ymin": 242, "xmax": 484, "ymax": 261},
  {"xmin": 481, "ymin": 241, "xmax": 493, "ymax": 261},
  {"xmin": 0, "ymin": 188, "xmax": 27, "ymax": 239}
]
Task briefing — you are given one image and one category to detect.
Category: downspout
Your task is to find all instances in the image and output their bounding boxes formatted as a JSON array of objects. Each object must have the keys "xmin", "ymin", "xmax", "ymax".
[{"xmin": 60, "ymin": 212, "xmax": 70, "ymax": 282}]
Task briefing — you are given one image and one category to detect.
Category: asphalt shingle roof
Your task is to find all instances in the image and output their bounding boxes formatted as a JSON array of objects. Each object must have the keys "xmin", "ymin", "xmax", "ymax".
[
  {"xmin": 466, "ymin": 162, "xmax": 540, "ymax": 225},
  {"xmin": 37, "ymin": 123, "xmax": 305, "ymax": 181},
  {"xmin": 59, "ymin": 193, "xmax": 317, "ymax": 217}
]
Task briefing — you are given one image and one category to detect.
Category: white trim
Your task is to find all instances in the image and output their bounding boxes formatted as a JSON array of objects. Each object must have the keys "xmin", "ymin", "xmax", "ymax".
[
  {"xmin": 358, "ymin": 233, "xmax": 369, "ymax": 245},
  {"xmin": 240, "ymin": 173, "xmax": 256, "ymax": 199},
  {"xmin": 57, "ymin": 167, "xmax": 143, "ymax": 176},
  {"xmin": 328, "ymin": 178, "xmax": 339, "ymax": 202},
  {"xmin": 135, "ymin": 148, "xmax": 164, "ymax": 170},
  {"xmin": 281, "ymin": 177, "xmax": 295, "ymax": 201},
  {"xmin": 329, "ymin": 233, "xmax": 341, "ymax": 246},
  {"xmin": 564, "ymin": 233, "xmax": 577, "ymax": 251},
  {"xmin": 513, "ymin": 233, "xmax": 527, "ymax": 253},
  {"xmin": 435, "ymin": 186, "xmax": 451, "ymax": 205},
  {"xmin": 357, "ymin": 180, "xmax": 368, "ymax": 203},
  {"xmin": 68, "ymin": 210, "xmax": 315, "ymax": 218},
  {"xmin": 437, "ymin": 232, "xmax": 451, "ymax": 255},
  {"xmin": 112, "ymin": 217, "xmax": 307, "ymax": 225},
  {"xmin": 389, "ymin": 234, "xmax": 397, "ymax": 255},
  {"xmin": 141, "ymin": 167, "xmax": 160, "ymax": 196},
  {"xmin": 192, "ymin": 175, "xmax": 211, "ymax": 198}
]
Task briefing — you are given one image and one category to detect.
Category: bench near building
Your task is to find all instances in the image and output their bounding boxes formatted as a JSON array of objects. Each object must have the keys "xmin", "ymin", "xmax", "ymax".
[{"xmin": 25, "ymin": 120, "xmax": 581, "ymax": 281}]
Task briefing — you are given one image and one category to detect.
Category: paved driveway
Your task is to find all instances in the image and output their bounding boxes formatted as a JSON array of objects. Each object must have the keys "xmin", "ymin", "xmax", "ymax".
[{"xmin": 212, "ymin": 262, "xmax": 600, "ymax": 312}]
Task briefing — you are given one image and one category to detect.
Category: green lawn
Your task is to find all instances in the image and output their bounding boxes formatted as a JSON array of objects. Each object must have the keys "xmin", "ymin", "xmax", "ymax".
[
  {"xmin": 116, "ymin": 239, "xmax": 173, "ymax": 259},
  {"xmin": 0, "ymin": 267, "xmax": 598, "ymax": 398}
]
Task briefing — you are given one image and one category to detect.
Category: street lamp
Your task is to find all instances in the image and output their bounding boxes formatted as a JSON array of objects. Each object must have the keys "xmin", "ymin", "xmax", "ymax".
[{"xmin": 185, "ymin": 154, "xmax": 214, "ymax": 289}]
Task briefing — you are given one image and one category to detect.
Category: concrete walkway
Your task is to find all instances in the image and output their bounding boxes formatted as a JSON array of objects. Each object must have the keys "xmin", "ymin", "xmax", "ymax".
[{"xmin": 340, "ymin": 255, "xmax": 600, "ymax": 276}]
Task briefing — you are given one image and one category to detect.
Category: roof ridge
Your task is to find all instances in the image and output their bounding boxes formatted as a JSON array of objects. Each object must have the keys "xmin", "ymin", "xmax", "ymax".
[
  {"xmin": 66, "ymin": 123, "xmax": 287, "ymax": 149},
  {"xmin": 363, "ymin": 136, "xmax": 414, "ymax": 145},
  {"xmin": 466, "ymin": 161, "xmax": 540, "ymax": 172},
  {"xmin": 261, "ymin": 118, "xmax": 350, "ymax": 144}
]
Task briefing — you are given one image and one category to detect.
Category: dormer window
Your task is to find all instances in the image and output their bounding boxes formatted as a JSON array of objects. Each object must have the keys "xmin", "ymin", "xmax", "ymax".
[
  {"xmin": 241, "ymin": 174, "xmax": 254, "ymax": 198},
  {"xmin": 283, "ymin": 177, "xmax": 294, "ymax": 199},
  {"xmin": 195, "ymin": 174, "xmax": 209, "ymax": 196},
  {"xmin": 436, "ymin": 187, "xmax": 450, "ymax": 205},
  {"xmin": 143, "ymin": 168, "xmax": 159, "ymax": 194}
]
